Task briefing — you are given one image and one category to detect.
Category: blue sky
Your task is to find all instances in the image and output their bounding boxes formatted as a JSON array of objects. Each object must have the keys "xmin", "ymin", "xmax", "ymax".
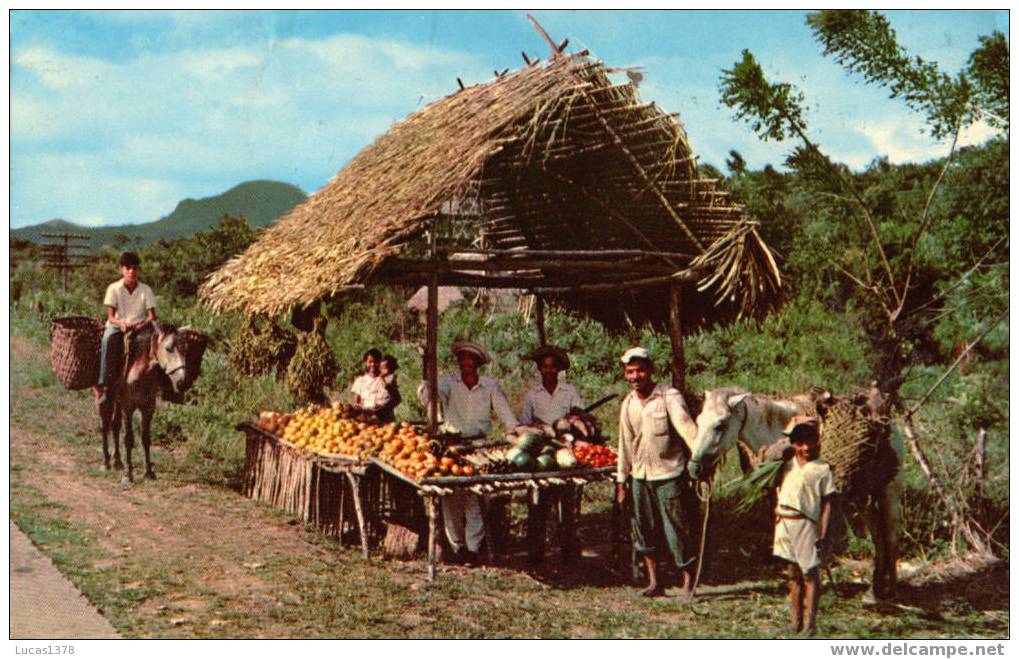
[{"xmin": 9, "ymin": 9, "xmax": 1008, "ymax": 229}]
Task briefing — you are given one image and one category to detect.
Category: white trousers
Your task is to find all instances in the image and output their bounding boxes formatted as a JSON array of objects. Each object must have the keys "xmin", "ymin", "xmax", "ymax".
[{"xmin": 441, "ymin": 491, "xmax": 485, "ymax": 553}]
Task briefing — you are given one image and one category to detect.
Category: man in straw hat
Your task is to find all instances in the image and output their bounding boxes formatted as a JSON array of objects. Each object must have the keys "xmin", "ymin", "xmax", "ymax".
[
  {"xmin": 615, "ymin": 347, "xmax": 699, "ymax": 599},
  {"xmin": 520, "ymin": 345, "xmax": 585, "ymax": 564},
  {"xmin": 520, "ymin": 345, "xmax": 585, "ymax": 426},
  {"xmin": 773, "ymin": 416, "xmax": 834, "ymax": 637},
  {"xmin": 418, "ymin": 339, "xmax": 518, "ymax": 565}
]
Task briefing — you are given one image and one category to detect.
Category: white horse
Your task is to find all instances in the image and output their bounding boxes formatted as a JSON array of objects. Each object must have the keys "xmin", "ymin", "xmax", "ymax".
[{"xmin": 687, "ymin": 387, "xmax": 901, "ymax": 599}]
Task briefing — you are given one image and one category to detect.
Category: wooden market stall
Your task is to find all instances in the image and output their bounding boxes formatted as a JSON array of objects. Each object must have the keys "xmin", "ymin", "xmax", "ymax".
[{"xmin": 201, "ymin": 29, "xmax": 781, "ymax": 579}]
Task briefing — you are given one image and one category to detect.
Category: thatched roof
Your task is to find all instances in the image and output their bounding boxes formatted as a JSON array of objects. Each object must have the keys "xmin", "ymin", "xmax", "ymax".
[{"xmin": 200, "ymin": 51, "xmax": 780, "ymax": 330}]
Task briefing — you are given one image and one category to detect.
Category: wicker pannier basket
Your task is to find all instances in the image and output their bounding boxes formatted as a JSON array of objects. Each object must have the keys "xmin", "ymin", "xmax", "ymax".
[{"xmin": 50, "ymin": 316, "xmax": 104, "ymax": 390}]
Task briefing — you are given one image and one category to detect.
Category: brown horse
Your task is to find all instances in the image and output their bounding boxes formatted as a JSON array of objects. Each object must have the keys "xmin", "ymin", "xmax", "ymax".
[{"xmin": 97, "ymin": 322, "xmax": 202, "ymax": 483}]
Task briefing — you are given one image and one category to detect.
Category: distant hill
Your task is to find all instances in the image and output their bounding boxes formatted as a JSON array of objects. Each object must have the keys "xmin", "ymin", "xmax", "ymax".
[{"xmin": 11, "ymin": 180, "xmax": 307, "ymax": 248}]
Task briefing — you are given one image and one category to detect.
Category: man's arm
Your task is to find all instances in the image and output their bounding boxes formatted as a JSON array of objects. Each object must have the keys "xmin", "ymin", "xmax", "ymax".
[
  {"xmin": 490, "ymin": 381, "xmax": 519, "ymax": 430},
  {"xmin": 106, "ymin": 305, "xmax": 124, "ymax": 331},
  {"xmin": 615, "ymin": 399, "xmax": 633, "ymax": 503},
  {"xmin": 519, "ymin": 390, "xmax": 535, "ymax": 425},
  {"xmin": 665, "ymin": 389, "xmax": 698, "ymax": 452}
]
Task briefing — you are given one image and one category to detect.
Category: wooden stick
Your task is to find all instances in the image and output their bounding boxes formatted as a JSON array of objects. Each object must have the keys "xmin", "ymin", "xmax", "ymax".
[
  {"xmin": 527, "ymin": 14, "xmax": 561, "ymax": 59},
  {"xmin": 345, "ymin": 471, "xmax": 370, "ymax": 559},
  {"xmin": 436, "ymin": 247, "xmax": 697, "ymax": 260},
  {"xmin": 427, "ymin": 495, "xmax": 438, "ymax": 581},
  {"xmin": 668, "ymin": 281, "xmax": 684, "ymax": 390},
  {"xmin": 577, "ymin": 86, "xmax": 706, "ymax": 252},
  {"xmin": 535, "ymin": 294, "xmax": 546, "ymax": 346}
]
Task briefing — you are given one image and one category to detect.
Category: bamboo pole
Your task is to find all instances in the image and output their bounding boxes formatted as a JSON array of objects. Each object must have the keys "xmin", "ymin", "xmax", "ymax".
[{"xmin": 577, "ymin": 86, "xmax": 706, "ymax": 252}]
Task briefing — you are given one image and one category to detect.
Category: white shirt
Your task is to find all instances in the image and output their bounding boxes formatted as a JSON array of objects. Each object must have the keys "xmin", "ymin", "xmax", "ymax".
[
  {"xmin": 350, "ymin": 373, "xmax": 390, "ymax": 409},
  {"xmin": 103, "ymin": 279, "xmax": 156, "ymax": 326},
  {"xmin": 418, "ymin": 372, "xmax": 519, "ymax": 437},
  {"xmin": 776, "ymin": 458, "xmax": 836, "ymax": 523},
  {"xmin": 616, "ymin": 383, "xmax": 698, "ymax": 483},
  {"xmin": 520, "ymin": 381, "xmax": 584, "ymax": 425}
]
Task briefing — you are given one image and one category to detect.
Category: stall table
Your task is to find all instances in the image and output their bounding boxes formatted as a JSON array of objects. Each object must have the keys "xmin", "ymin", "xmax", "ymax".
[
  {"xmin": 239, "ymin": 423, "xmax": 376, "ymax": 556},
  {"xmin": 370, "ymin": 457, "xmax": 615, "ymax": 580}
]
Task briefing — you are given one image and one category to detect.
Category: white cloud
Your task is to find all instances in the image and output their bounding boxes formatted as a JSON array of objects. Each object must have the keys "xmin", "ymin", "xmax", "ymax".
[{"xmin": 10, "ymin": 30, "xmax": 486, "ymax": 227}]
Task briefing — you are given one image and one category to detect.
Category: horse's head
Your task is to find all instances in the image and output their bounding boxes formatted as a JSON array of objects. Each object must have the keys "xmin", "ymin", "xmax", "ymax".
[
  {"xmin": 688, "ymin": 387, "xmax": 751, "ymax": 481},
  {"xmin": 151, "ymin": 322, "xmax": 188, "ymax": 394}
]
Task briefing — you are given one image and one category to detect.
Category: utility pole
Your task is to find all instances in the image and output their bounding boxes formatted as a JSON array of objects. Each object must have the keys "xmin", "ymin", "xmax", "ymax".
[{"xmin": 41, "ymin": 232, "xmax": 91, "ymax": 292}]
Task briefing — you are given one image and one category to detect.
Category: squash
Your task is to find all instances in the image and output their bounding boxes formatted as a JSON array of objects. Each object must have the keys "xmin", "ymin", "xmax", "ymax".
[
  {"xmin": 555, "ymin": 448, "xmax": 578, "ymax": 470},
  {"xmin": 535, "ymin": 454, "xmax": 556, "ymax": 471}
]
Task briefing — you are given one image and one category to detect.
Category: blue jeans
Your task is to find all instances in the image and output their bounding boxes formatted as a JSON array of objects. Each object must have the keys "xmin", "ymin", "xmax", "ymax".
[{"xmin": 98, "ymin": 324, "xmax": 123, "ymax": 386}]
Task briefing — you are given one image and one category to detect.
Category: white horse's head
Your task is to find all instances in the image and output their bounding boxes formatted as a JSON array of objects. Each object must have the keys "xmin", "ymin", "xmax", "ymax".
[{"xmin": 688, "ymin": 387, "xmax": 751, "ymax": 480}]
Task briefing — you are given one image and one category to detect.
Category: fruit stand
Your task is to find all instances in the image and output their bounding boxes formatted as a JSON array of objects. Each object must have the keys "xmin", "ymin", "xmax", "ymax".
[{"xmin": 240, "ymin": 404, "xmax": 620, "ymax": 579}]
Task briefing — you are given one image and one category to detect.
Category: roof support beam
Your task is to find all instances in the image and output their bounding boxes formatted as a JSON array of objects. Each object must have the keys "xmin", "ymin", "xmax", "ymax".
[{"xmin": 575, "ymin": 86, "xmax": 707, "ymax": 253}]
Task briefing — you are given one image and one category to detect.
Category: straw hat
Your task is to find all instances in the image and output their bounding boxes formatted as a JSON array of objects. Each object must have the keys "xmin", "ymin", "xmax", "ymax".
[
  {"xmin": 525, "ymin": 345, "xmax": 570, "ymax": 370},
  {"xmin": 451, "ymin": 340, "xmax": 491, "ymax": 365}
]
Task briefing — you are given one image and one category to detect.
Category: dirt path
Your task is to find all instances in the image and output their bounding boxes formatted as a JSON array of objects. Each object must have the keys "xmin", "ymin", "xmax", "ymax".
[{"xmin": 10, "ymin": 521, "xmax": 120, "ymax": 639}]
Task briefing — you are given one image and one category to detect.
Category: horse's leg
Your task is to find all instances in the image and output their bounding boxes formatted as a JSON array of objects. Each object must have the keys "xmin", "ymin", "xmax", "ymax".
[
  {"xmin": 122, "ymin": 406, "xmax": 135, "ymax": 484},
  {"xmin": 97, "ymin": 398, "xmax": 112, "ymax": 470},
  {"xmin": 868, "ymin": 479, "xmax": 900, "ymax": 599},
  {"xmin": 111, "ymin": 398, "xmax": 124, "ymax": 470},
  {"xmin": 141, "ymin": 403, "xmax": 156, "ymax": 480}
]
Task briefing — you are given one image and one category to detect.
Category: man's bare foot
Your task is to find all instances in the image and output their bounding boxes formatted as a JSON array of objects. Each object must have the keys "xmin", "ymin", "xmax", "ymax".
[{"xmin": 640, "ymin": 585, "xmax": 665, "ymax": 597}]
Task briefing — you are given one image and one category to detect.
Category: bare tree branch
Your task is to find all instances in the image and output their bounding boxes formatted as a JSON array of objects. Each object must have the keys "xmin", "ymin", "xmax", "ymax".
[{"xmin": 906, "ymin": 306, "xmax": 1009, "ymax": 418}]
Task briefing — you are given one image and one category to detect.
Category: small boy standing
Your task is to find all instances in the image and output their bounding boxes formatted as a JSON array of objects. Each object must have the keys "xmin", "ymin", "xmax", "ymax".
[
  {"xmin": 773, "ymin": 416, "xmax": 835, "ymax": 637},
  {"xmin": 95, "ymin": 252, "xmax": 157, "ymax": 404}
]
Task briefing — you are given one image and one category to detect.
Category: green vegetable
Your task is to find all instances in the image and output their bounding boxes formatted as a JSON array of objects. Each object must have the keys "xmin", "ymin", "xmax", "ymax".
[
  {"xmin": 535, "ymin": 454, "xmax": 556, "ymax": 471},
  {"xmin": 555, "ymin": 448, "xmax": 578, "ymax": 470}
]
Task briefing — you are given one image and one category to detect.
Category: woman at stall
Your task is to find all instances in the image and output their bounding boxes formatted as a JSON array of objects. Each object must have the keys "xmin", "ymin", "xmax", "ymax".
[{"xmin": 349, "ymin": 348, "xmax": 393, "ymax": 421}]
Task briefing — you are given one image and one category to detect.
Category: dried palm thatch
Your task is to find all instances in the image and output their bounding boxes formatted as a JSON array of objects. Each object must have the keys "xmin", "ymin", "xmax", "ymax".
[{"xmin": 200, "ymin": 51, "xmax": 781, "ymax": 330}]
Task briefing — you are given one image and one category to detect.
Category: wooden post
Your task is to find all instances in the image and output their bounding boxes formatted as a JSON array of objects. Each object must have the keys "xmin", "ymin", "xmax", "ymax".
[
  {"xmin": 668, "ymin": 282, "xmax": 685, "ymax": 390},
  {"xmin": 427, "ymin": 495, "xmax": 438, "ymax": 581},
  {"xmin": 535, "ymin": 294, "xmax": 547, "ymax": 346},
  {"xmin": 345, "ymin": 471, "xmax": 370, "ymax": 559},
  {"xmin": 426, "ymin": 228, "xmax": 440, "ymax": 436}
]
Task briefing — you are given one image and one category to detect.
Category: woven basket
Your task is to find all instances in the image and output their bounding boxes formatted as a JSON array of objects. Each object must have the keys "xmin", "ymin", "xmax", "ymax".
[
  {"xmin": 50, "ymin": 316, "xmax": 104, "ymax": 390},
  {"xmin": 821, "ymin": 400, "xmax": 897, "ymax": 497}
]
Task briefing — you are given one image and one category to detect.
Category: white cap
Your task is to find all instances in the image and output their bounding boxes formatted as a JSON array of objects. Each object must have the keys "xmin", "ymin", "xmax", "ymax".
[{"xmin": 620, "ymin": 347, "xmax": 652, "ymax": 365}]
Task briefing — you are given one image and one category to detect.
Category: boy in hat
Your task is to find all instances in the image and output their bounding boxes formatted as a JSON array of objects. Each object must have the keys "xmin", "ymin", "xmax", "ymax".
[
  {"xmin": 773, "ymin": 416, "xmax": 835, "ymax": 637},
  {"xmin": 615, "ymin": 347, "xmax": 699, "ymax": 598},
  {"xmin": 418, "ymin": 340, "xmax": 518, "ymax": 564},
  {"xmin": 94, "ymin": 252, "xmax": 157, "ymax": 404}
]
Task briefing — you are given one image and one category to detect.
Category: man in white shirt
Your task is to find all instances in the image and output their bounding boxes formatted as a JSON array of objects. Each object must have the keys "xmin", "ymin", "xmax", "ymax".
[
  {"xmin": 520, "ymin": 345, "xmax": 585, "ymax": 426},
  {"xmin": 95, "ymin": 252, "xmax": 157, "ymax": 404},
  {"xmin": 418, "ymin": 340, "xmax": 518, "ymax": 564},
  {"xmin": 615, "ymin": 347, "xmax": 699, "ymax": 599},
  {"xmin": 520, "ymin": 345, "xmax": 586, "ymax": 563}
]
